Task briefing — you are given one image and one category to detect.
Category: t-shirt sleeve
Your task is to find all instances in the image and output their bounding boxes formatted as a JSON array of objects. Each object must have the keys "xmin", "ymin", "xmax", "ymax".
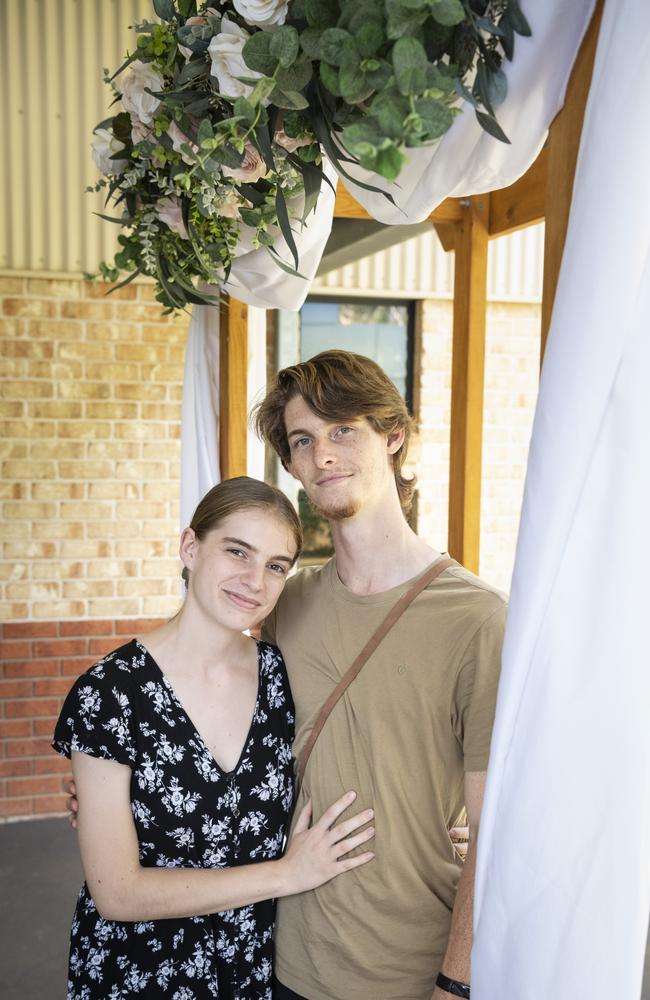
[
  {"xmin": 52, "ymin": 663, "xmax": 137, "ymax": 767},
  {"xmin": 452, "ymin": 601, "xmax": 507, "ymax": 772},
  {"xmin": 261, "ymin": 602, "xmax": 278, "ymax": 645}
]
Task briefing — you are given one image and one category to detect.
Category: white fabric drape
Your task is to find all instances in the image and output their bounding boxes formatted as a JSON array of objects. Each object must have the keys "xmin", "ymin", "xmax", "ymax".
[
  {"xmin": 473, "ymin": 2, "xmax": 650, "ymax": 997},
  {"xmin": 179, "ymin": 305, "xmax": 220, "ymax": 530}
]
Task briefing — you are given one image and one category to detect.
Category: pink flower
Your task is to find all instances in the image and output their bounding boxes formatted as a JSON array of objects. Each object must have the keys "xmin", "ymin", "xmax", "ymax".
[
  {"xmin": 221, "ymin": 144, "xmax": 267, "ymax": 183},
  {"xmin": 156, "ymin": 197, "xmax": 189, "ymax": 239},
  {"xmin": 274, "ymin": 130, "xmax": 314, "ymax": 153},
  {"xmin": 167, "ymin": 121, "xmax": 198, "ymax": 162},
  {"xmin": 130, "ymin": 114, "xmax": 151, "ymax": 144}
]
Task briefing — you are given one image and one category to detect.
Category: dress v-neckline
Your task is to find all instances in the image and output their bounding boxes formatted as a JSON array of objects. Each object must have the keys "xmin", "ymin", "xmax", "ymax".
[{"xmin": 133, "ymin": 637, "xmax": 262, "ymax": 779}]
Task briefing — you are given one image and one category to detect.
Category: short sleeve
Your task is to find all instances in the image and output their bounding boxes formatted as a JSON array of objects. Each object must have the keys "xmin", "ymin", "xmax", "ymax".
[
  {"xmin": 452, "ymin": 602, "xmax": 507, "ymax": 772},
  {"xmin": 52, "ymin": 661, "xmax": 137, "ymax": 767}
]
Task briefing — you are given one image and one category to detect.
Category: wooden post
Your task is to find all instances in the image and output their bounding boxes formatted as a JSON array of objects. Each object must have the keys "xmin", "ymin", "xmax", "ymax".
[
  {"xmin": 448, "ymin": 196, "xmax": 489, "ymax": 573},
  {"xmin": 219, "ymin": 295, "xmax": 249, "ymax": 479},
  {"xmin": 541, "ymin": 0, "xmax": 603, "ymax": 359}
]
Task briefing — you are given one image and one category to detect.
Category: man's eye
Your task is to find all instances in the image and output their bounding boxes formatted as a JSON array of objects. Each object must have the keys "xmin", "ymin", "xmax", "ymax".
[
  {"xmin": 337, "ymin": 426, "xmax": 353, "ymax": 436},
  {"xmin": 227, "ymin": 548, "xmax": 245, "ymax": 558},
  {"xmin": 268, "ymin": 563, "xmax": 286, "ymax": 575},
  {"xmin": 293, "ymin": 437, "xmax": 310, "ymax": 448}
]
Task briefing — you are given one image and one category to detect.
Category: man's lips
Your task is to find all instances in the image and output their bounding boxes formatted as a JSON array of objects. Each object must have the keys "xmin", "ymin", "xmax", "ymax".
[
  {"xmin": 315, "ymin": 473, "xmax": 352, "ymax": 487},
  {"xmin": 223, "ymin": 590, "xmax": 261, "ymax": 610}
]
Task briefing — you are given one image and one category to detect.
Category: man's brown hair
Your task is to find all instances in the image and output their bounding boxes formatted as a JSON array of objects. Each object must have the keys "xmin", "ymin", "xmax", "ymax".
[{"xmin": 253, "ymin": 350, "xmax": 416, "ymax": 513}]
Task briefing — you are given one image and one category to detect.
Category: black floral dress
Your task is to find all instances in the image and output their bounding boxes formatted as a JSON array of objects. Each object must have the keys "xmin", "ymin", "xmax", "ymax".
[{"xmin": 53, "ymin": 638, "xmax": 295, "ymax": 1000}]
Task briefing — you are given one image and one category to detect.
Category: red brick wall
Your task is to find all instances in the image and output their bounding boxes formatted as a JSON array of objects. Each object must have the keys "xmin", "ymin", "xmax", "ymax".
[{"xmin": 0, "ymin": 618, "xmax": 164, "ymax": 820}]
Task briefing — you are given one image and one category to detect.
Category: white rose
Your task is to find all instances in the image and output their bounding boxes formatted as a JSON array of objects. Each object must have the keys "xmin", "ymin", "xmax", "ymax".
[
  {"xmin": 233, "ymin": 0, "xmax": 289, "ymax": 28},
  {"xmin": 222, "ymin": 143, "xmax": 268, "ymax": 183},
  {"xmin": 216, "ymin": 189, "xmax": 250, "ymax": 219},
  {"xmin": 119, "ymin": 60, "xmax": 165, "ymax": 126},
  {"xmin": 156, "ymin": 196, "xmax": 189, "ymax": 239},
  {"xmin": 91, "ymin": 128, "xmax": 128, "ymax": 175},
  {"xmin": 208, "ymin": 15, "xmax": 262, "ymax": 99},
  {"xmin": 274, "ymin": 129, "xmax": 314, "ymax": 153},
  {"xmin": 167, "ymin": 121, "xmax": 198, "ymax": 162}
]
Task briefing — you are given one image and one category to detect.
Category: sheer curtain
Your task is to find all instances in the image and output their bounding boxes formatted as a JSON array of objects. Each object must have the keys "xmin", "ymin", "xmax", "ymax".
[{"xmin": 473, "ymin": 1, "xmax": 650, "ymax": 996}]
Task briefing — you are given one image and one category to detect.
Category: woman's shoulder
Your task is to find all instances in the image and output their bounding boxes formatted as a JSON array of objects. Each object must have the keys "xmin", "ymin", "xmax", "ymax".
[
  {"xmin": 85, "ymin": 638, "xmax": 150, "ymax": 684},
  {"xmin": 255, "ymin": 638, "xmax": 286, "ymax": 670}
]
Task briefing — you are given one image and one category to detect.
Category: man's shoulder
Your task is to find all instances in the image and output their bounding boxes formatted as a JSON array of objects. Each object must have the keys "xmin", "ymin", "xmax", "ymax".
[
  {"xmin": 278, "ymin": 559, "xmax": 331, "ymax": 609},
  {"xmin": 425, "ymin": 562, "xmax": 508, "ymax": 630}
]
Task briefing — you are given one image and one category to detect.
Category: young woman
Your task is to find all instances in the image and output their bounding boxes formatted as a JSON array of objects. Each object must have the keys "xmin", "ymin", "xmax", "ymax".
[{"xmin": 53, "ymin": 477, "xmax": 375, "ymax": 1000}]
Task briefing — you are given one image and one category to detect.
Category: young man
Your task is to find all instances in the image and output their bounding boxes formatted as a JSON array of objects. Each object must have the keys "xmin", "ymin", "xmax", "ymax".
[{"xmin": 254, "ymin": 350, "xmax": 506, "ymax": 1000}]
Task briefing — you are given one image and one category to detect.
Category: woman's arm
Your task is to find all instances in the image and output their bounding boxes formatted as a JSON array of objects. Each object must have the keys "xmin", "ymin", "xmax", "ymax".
[{"xmin": 72, "ymin": 750, "xmax": 374, "ymax": 923}]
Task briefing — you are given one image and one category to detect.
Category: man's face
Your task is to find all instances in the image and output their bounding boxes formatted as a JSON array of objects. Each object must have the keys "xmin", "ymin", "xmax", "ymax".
[{"xmin": 283, "ymin": 395, "xmax": 403, "ymax": 521}]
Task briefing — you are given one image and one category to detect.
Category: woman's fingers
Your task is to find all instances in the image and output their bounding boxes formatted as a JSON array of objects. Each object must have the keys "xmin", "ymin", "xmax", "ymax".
[
  {"xmin": 329, "ymin": 809, "xmax": 374, "ymax": 844},
  {"xmin": 316, "ymin": 790, "xmax": 358, "ymax": 829},
  {"xmin": 331, "ymin": 826, "xmax": 375, "ymax": 859},
  {"xmin": 336, "ymin": 850, "xmax": 375, "ymax": 872}
]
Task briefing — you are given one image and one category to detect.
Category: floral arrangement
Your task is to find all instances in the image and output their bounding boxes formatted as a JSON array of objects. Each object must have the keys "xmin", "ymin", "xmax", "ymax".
[{"xmin": 90, "ymin": 0, "xmax": 531, "ymax": 311}]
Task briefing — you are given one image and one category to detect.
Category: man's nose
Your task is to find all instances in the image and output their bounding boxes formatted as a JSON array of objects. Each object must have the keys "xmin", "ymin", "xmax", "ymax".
[{"xmin": 313, "ymin": 439, "xmax": 336, "ymax": 467}]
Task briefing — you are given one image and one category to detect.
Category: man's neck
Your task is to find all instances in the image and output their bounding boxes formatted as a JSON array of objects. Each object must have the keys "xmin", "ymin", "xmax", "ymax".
[{"xmin": 329, "ymin": 498, "xmax": 441, "ymax": 596}]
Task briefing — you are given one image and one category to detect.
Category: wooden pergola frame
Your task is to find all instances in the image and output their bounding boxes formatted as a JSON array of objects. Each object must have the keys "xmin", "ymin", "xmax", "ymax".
[{"xmin": 218, "ymin": 4, "xmax": 602, "ymax": 573}]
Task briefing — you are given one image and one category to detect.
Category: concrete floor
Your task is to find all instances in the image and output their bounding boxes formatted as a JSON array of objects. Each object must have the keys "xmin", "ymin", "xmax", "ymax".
[
  {"xmin": 0, "ymin": 817, "xmax": 82, "ymax": 1000},
  {"xmin": 1, "ymin": 817, "xmax": 649, "ymax": 999}
]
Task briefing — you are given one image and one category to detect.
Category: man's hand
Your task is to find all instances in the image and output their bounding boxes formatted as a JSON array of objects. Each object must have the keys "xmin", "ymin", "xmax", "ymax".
[
  {"xmin": 449, "ymin": 824, "xmax": 469, "ymax": 862},
  {"xmin": 66, "ymin": 778, "xmax": 79, "ymax": 829}
]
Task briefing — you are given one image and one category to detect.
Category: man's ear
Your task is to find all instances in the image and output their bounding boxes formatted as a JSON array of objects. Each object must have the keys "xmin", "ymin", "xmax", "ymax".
[
  {"xmin": 387, "ymin": 427, "xmax": 406, "ymax": 455},
  {"xmin": 179, "ymin": 527, "xmax": 198, "ymax": 571}
]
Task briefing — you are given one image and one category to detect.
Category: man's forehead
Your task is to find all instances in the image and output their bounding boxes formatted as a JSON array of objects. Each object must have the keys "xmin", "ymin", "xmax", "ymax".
[{"xmin": 283, "ymin": 395, "xmax": 362, "ymax": 433}]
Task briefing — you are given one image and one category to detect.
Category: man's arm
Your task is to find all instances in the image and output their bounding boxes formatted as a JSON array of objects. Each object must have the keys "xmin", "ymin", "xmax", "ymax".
[{"xmin": 432, "ymin": 770, "xmax": 486, "ymax": 999}]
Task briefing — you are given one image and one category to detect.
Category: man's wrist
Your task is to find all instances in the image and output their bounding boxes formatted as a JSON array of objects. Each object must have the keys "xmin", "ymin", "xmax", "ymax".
[{"xmin": 435, "ymin": 971, "xmax": 470, "ymax": 998}]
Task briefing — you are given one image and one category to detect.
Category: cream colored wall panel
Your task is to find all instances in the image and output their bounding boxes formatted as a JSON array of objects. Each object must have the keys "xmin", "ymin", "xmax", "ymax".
[
  {"xmin": 312, "ymin": 223, "xmax": 543, "ymax": 302},
  {"xmin": 1, "ymin": 0, "xmax": 151, "ymax": 272}
]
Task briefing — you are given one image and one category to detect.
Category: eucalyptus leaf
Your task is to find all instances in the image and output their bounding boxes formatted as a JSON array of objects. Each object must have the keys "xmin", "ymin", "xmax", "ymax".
[
  {"xmin": 305, "ymin": 0, "xmax": 338, "ymax": 29},
  {"xmin": 270, "ymin": 26, "xmax": 300, "ymax": 68},
  {"xmin": 484, "ymin": 66, "xmax": 508, "ymax": 108},
  {"xmin": 374, "ymin": 144, "xmax": 404, "ymax": 181},
  {"xmin": 271, "ymin": 88, "xmax": 310, "ymax": 109},
  {"xmin": 430, "ymin": 0, "xmax": 465, "ymax": 27},
  {"xmin": 392, "ymin": 36, "xmax": 427, "ymax": 95},
  {"xmin": 319, "ymin": 28, "xmax": 355, "ymax": 67},
  {"xmin": 275, "ymin": 187, "xmax": 299, "ymax": 270},
  {"xmin": 356, "ymin": 20, "xmax": 385, "ymax": 57},
  {"xmin": 300, "ymin": 28, "xmax": 323, "ymax": 60},
  {"xmin": 153, "ymin": 0, "xmax": 176, "ymax": 22},
  {"xmin": 476, "ymin": 110, "xmax": 510, "ymax": 143},
  {"xmin": 507, "ymin": 0, "xmax": 532, "ymax": 37},
  {"xmin": 197, "ymin": 118, "xmax": 213, "ymax": 145},
  {"xmin": 242, "ymin": 32, "xmax": 278, "ymax": 76},
  {"xmin": 499, "ymin": 14, "xmax": 515, "ymax": 60},
  {"xmin": 320, "ymin": 62, "xmax": 343, "ymax": 97},
  {"xmin": 365, "ymin": 59, "xmax": 392, "ymax": 91},
  {"xmin": 275, "ymin": 58, "xmax": 313, "ymax": 93},
  {"xmin": 386, "ymin": 0, "xmax": 427, "ymax": 41},
  {"xmin": 234, "ymin": 96, "xmax": 257, "ymax": 124},
  {"xmin": 371, "ymin": 91, "xmax": 409, "ymax": 139},
  {"xmin": 414, "ymin": 96, "xmax": 453, "ymax": 138},
  {"xmin": 177, "ymin": 58, "xmax": 208, "ymax": 85},
  {"xmin": 340, "ymin": 50, "xmax": 373, "ymax": 103}
]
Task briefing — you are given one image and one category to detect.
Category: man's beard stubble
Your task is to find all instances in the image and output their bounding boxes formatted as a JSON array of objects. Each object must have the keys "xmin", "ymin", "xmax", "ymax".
[{"xmin": 309, "ymin": 494, "xmax": 361, "ymax": 522}]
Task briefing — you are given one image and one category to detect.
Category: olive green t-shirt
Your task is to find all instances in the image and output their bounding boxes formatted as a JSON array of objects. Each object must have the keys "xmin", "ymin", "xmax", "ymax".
[{"xmin": 263, "ymin": 558, "xmax": 506, "ymax": 1000}]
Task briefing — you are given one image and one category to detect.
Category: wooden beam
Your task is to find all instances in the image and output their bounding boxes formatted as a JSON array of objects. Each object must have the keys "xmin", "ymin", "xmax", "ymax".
[
  {"xmin": 541, "ymin": 0, "xmax": 603, "ymax": 358},
  {"xmin": 334, "ymin": 181, "xmax": 463, "ymax": 225},
  {"xmin": 448, "ymin": 196, "xmax": 489, "ymax": 573},
  {"xmin": 432, "ymin": 221, "xmax": 456, "ymax": 252},
  {"xmin": 219, "ymin": 295, "xmax": 248, "ymax": 479},
  {"xmin": 488, "ymin": 145, "xmax": 548, "ymax": 238}
]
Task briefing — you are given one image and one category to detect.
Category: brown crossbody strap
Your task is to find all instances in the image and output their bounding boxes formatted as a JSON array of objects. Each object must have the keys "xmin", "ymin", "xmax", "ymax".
[{"xmin": 297, "ymin": 556, "xmax": 454, "ymax": 786}]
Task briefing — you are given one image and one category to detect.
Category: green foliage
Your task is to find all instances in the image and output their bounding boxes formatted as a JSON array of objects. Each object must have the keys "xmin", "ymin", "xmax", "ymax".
[{"xmin": 91, "ymin": 0, "xmax": 531, "ymax": 309}]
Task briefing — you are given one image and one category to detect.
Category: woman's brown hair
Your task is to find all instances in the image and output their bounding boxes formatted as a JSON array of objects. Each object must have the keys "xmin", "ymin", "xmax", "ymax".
[
  {"xmin": 182, "ymin": 477, "xmax": 302, "ymax": 583},
  {"xmin": 253, "ymin": 350, "xmax": 416, "ymax": 513}
]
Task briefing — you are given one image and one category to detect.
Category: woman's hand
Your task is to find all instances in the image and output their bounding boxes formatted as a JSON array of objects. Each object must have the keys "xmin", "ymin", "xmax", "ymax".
[
  {"xmin": 279, "ymin": 791, "xmax": 375, "ymax": 895},
  {"xmin": 66, "ymin": 779, "xmax": 78, "ymax": 829}
]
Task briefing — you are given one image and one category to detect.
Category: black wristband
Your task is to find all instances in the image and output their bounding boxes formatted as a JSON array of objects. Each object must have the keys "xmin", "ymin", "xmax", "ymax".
[{"xmin": 436, "ymin": 972, "xmax": 470, "ymax": 998}]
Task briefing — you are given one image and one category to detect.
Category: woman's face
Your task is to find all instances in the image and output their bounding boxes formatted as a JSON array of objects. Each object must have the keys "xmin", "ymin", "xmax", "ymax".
[{"xmin": 180, "ymin": 508, "xmax": 298, "ymax": 632}]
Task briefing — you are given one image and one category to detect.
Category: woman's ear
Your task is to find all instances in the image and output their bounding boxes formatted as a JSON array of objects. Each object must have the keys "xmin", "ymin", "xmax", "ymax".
[{"xmin": 179, "ymin": 527, "xmax": 198, "ymax": 573}]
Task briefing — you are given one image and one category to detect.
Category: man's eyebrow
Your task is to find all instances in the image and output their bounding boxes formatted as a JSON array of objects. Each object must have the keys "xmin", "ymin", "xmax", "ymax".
[
  {"xmin": 222, "ymin": 537, "xmax": 293, "ymax": 564},
  {"xmin": 286, "ymin": 427, "xmax": 312, "ymax": 441}
]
